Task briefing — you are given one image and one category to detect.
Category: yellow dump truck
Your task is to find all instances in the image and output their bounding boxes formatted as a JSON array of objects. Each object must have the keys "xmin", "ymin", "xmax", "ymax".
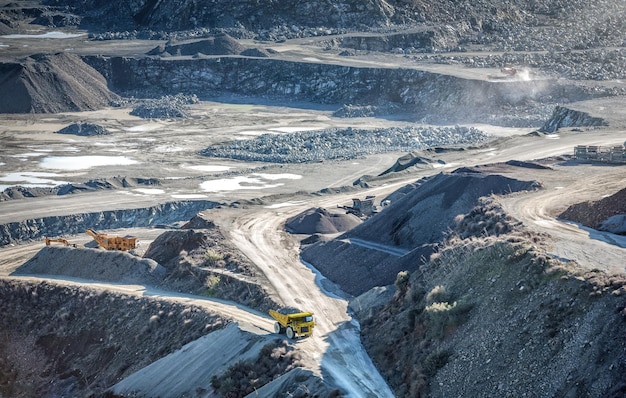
[{"xmin": 269, "ymin": 309, "xmax": 315, "ymax": 339}]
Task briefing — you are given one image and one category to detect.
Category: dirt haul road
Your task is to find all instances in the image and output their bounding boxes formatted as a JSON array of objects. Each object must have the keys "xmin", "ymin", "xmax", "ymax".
[{"xmin": 228, "ymin": 205, "xmax": 395, "ymax": 397}]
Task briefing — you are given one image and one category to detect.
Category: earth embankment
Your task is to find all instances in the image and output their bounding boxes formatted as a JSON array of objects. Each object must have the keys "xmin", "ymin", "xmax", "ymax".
[{"xmin": 0, "ymin": 278, "xmax": 227, "ymax": 397}]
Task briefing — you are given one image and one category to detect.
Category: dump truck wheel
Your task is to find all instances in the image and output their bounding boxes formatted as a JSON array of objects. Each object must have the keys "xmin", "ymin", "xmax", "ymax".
[
  {"xmin": 273, "ymin": 322, "xmax": 283, "ymax": 334},
  {"xmin": 286, "ymin": 327, "xmax": 295, "ymax": 339}
]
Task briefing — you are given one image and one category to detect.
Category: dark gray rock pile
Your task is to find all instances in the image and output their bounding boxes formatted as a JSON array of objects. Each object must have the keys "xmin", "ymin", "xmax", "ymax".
[
  {"xmin": 540, "ymin": 106, "xmax": 608, "ymax": 133},
  {"xmin": 57, "ymin": 122, "xmax": 110, "ymax": 136},
  {"xmin": 201, "ymin": 126, "xmax": 491, "ymax": 163},
  {"xmin": 125, "ymin": 94, "xmax": 199, "ymax": 119},
  {"xmin": 147, "ymin": 33, "xmax": 245, "ymax": 57}
]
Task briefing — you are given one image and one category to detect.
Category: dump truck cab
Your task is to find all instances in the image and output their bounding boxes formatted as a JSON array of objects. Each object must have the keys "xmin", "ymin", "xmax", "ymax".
[{"xmin": 269, "ymin": 309, "xmax": 315, "ymax": 339}]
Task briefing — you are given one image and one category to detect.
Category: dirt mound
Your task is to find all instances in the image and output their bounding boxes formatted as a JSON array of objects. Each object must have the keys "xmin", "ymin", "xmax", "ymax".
[
  {"xmin": 148, "ymin": 34, "xmax": 245, "ymax": 56},
  {"xmin": 13, "ymin": 246, "xmax": 167, "ymax": 285},
  {"xmin": 0, "ymin": 53, "xmax": 119, "ymax": 113},
  {"xmin": 347, "ymin": 171, "xmax": 541, "ymax": 248},
  {"xmin": 57, "ymin": 122, "xmax": 110, "ymax": 136},
  {"xmin": 559, "ymin": 186, "xmax": 626, "ymax": 234},
  {"xmin": 286, "ymin": 207, "xmax": 361, "ymax": 234},
  {"xmin": 181, "ymin": 214, "xmax": 216, "ymax": 229},
  {"xmin": 240, "ymin": 47, "xmax": 271, "ymax": 58},
  {"xmin": 380, "ymin": 152, "xmax": 435, "ymax": 175},
  {"xmin": 301, "ymin": 171, "xmax": 540, "ymax": 295},
  {"xmin": 144, "ymin": 230, "xmax": 210, "ymax": 269}
]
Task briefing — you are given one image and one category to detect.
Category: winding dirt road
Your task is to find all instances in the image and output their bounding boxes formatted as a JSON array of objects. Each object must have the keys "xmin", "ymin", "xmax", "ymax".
[{"xmin": 227, "ymin": 200, "xmax": 396, "ymax": 396}]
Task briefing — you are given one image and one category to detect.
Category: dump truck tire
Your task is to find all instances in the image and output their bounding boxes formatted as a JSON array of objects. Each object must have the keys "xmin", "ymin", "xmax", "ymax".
[
  {"xmin": 274, "ymin": 322, "xmax": 283, "ymax": 334},
  {"xmin": 286, "ymin": 327, "xmax": 295, "ymax": 339}
]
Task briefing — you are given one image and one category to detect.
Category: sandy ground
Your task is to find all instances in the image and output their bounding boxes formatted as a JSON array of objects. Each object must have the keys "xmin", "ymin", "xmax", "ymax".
[{"xmin": 1, "ymin": 30, "xmax": 626, "ymax": 396}]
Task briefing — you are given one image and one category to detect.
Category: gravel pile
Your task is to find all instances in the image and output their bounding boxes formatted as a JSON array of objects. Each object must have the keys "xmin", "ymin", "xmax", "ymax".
[
  {"xmin": 115, "ymin": 94, "xmax": 199, "ymax": 119},
  {"xmin": 201, "ymin": 126, "xmax": 491, "ymax": 163},
  {"xmin": 57, "ymin": 122, "xmax": 110, "ymax": 136}
]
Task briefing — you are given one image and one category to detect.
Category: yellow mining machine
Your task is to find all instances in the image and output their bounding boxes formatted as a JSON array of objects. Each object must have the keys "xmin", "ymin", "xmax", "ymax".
[
  {"xmin": 86, "ymin": 228, "xmax": 137, "ymax": 251},
  {"xmin": 269, "ymin": 309, "xmax": 315, "ymax": 339},
  {"xmin": 45, "ymin": 237, "xmax": 75, "ymax": 247}
]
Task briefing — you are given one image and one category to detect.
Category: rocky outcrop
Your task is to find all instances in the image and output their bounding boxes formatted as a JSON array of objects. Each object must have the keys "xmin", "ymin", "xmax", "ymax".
[
  {"xmin": 45, "ymin": 0, "xmax": 396, "ymax": 31},
  {"xmin": 540, "ymin": 105, "xmax": 608, "ymax": 133},
  {"xmin": 0, "ymin": 200, "xmax": 219, "ymax": 246},
  {"xmin": 1, "ymin": 176, "xmax": 161, "ymax": 201}
]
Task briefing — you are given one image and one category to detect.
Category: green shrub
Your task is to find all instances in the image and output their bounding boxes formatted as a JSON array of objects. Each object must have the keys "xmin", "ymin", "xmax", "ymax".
[
  {"xmin": 395, "ymin": 271, "xmax": 410, "ymax": 291},
  {"xmin": 204, "ymin": 275, "xmax": 221, "ymax": 297},
  {"xmin": 424, "ymin": 297, "xmax": 472, "ymax": 340},
  {"xmin": 204, "ymin": 250, "xmax": 224, "ymax": 265}
]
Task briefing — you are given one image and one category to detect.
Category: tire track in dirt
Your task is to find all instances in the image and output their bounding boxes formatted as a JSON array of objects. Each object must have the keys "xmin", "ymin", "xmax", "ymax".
[{"xmin": 499, "ymin": 168, "xmax": 626, "ymax": 274}]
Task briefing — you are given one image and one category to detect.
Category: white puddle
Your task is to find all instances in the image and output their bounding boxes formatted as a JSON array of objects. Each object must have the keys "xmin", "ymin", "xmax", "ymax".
[
  {"xmin": 186, "ymin": 165, "xmax": 233, "ymax": 172},
  {"xmin": 200, "ymin": 176, "xmax": 282, "ymax": 192},
  {"xmin": 265, "ymin": 201, "xmax": 306, "ymax": 209},
  {"xmin": 2, "ymin": 31, "xmax": 87, "ymax": 39},
  {"xmin": 252, "ymin": 173, "xmax": 302, "ymax": 181},
  {"xmin": 39, "ymin": 156, "xmax": 138, "ymax": 170},
  {"xmin": 200, "ymin": 173, "xmax": 302, "ymax": 192},
  {"xmin": 0, "ymin": 171, "xmax": 69, "ymax": 188},
  {"xmin": 11, "ymin": 152, "xmax": 45, "ymax": 158},
  {"xmin": 125, "ymin": 124, "xmax": 163, "ymax": 132},
  {"xmin": 153, "ymin": 145, "xmax": 183, "ymax": 153}
]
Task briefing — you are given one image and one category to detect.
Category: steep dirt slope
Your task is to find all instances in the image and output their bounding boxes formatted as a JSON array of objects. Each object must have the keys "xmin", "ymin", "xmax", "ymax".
[
  {"xmin": 0, "ymin": 52, "xmax": 118, "ymax": 113},
  {"xmin": 359, "ymin": 226, "xmax": 626, "ymax": 397},
  {"xmin": 0, "ymin": 278, "xmax": 227, "ymax": 397}
]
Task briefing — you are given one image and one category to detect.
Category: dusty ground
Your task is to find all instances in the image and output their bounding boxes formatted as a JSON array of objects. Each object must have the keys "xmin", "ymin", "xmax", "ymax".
[{"xmin": 1, "ymin": 7, "xmax": 626, "ymax": 397}]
